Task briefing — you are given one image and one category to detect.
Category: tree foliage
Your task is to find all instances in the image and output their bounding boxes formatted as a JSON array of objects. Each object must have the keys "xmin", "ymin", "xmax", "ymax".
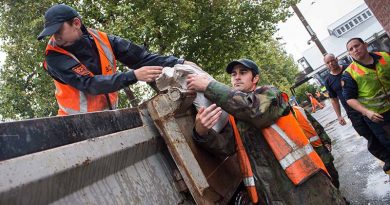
[
  {"xmin": 295, "ymin": 82, "xmax": 318, "ymax": 103},
  {"xmin": 0, "ymin": 0, "xmax": 299, "ymax": 120}
]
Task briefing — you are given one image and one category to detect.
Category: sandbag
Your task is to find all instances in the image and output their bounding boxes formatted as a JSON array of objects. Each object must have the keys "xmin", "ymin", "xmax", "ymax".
[{"xmin": 155, "ymin": 64, "xmax": 228, "ymax": 133}]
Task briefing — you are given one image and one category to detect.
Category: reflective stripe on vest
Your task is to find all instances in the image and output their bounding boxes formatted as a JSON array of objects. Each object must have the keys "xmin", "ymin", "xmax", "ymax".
[
  {"xmin": 345, "ymin": 52, "xmax": 390, "ymax": 114},
  {"xmin": 309, "ymin": 135, "xmax": 320, "ymax": 143},
  {"xmin": 262, "ymin": 112, "xmax": 329, "ymax": 185},
  {"xmin": 54, "ymin": 90, "xmax": 90, "ymax": 115},
  {"xmin": 229, "ymin": 115, "xmax": 259, "ymax": 204},
  {"xmin": 243, "ymin": 176, "xmax": 255, "ymax": 186},
  {"xmin": 88, "ymin": 29, "xmax": 116, "ymax": 70},
  {"xmin": 292, "ymin": 106, "xmax": 323, "ymax": 147},
  {"xmin": 44, "ymin": 29, "xmax": 118, "ymax": 115},
  {"xmin": 279, "ymin": 143, "xmax": 314, "ymax": 169}
]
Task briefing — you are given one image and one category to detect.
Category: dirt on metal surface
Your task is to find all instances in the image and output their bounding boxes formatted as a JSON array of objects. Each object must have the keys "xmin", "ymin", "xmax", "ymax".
[
  {"xmin": 311, "ymin": 100, "xmax": 390, "ymax": 205},
  {"xmin": 147, "ymin": 89, "xmax": 241, "ymax": 204}
]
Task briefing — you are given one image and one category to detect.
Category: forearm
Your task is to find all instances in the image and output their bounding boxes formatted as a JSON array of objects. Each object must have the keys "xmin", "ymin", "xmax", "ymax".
[
  {"xmin": 192, "ymin": 127, "xmax": 235, "ymax": 159},
  {"xmin": 330, "ymin": 98, "xmax": 342, "ymax": 118},
  {"xmin": 130, "ymin": 53, "xmax": 184, "ymax": 70},
  {"xmin": 204, "ymin": 81, "xmax": 287, "ymax": 128},
  {"xmin": 75, "ymin": 71, "xmax": 137, "ymax": 95},
  {"xmin": 346, "ymin": 99, "xmax": 370, "ymax": 116},
  {"xmin": 109, "ymin": 35, "xmax": 183, "ymax": 69}
]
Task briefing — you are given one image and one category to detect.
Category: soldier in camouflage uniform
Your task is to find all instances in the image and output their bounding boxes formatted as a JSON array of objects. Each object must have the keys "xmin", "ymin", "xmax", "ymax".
[
  {"xmin": 187, "ymin": 59, "xmax": 347, "ymax": 205},
  {"xmin": 292, "ymin": 106, "xmax": 340, "ymax": 188}
]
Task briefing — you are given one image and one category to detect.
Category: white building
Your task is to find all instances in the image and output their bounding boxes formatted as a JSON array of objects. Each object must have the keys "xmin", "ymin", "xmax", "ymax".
[{"xmin": 297, "ymin": 3, "xmax": 390, "ymax": 85}]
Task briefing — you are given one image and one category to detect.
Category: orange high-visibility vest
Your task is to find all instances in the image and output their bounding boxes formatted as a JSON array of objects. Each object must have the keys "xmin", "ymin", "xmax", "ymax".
[
  {"xmin": 261, "ymin": 112, "xmax": 329, "ymax": 185},
  {"xmin": 229, "ymin": 115, "xmax": 258, "ymax": 204},
  {"xmin": 310, "ymin": 96, "xmax": 320, "ymax": 106},
  {"xmin": 292, "ymin": 106, "xmax": 323, "ymax": 147},
  {"xmin": 44, "ymin": 29, "xmax": 118, "ymax": 116}
]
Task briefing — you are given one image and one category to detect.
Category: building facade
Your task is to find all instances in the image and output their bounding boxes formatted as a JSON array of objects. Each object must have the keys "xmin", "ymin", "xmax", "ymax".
[
  {"xmin": 365, "ymin": 0, "xmax": 390, "ymax": 37},
  {"xmin": 298, "ymin": 3, "xmax": 390, "ymax": 86}
]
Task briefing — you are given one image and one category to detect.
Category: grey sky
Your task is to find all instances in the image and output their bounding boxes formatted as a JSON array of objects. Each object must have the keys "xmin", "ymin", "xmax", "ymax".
[{"xmin": 276, "ymin": 0, "xmax": 365, "ymax": 62}]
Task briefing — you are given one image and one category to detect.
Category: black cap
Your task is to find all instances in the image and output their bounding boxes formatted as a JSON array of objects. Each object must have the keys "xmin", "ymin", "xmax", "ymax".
[
  {"xmin": 226, "ymin": 59, "xmax": 259, "ymax": 75},
  {"xmin": 37, "ymin": 4, "xmax": 79, "ymax": 40}
]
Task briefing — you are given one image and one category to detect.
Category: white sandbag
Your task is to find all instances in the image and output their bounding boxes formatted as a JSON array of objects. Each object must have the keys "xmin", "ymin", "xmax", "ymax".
[{"xmin": 155, "ymin": 64, "xmax": 228, "ymax": 133}]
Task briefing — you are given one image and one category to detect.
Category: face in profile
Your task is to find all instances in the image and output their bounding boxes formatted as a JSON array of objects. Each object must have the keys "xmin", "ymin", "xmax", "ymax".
[{"xmin": 53, "ymin": 18, "xmax": 82, "ymax": 47}]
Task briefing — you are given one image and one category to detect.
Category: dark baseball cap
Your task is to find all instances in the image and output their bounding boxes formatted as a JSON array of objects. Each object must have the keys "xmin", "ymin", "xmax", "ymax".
[
  {"xmin": 226, "ymin": 59, "xmax": 259, "ymax": 75},
  {"xmin": 37, "ymin": 4, "xmax": 80, "ymax": 40}
]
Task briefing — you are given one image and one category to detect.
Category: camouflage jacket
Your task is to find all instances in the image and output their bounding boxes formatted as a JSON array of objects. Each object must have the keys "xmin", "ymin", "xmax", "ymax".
[
  {"xmin": 193, "ymin": 81, "xmax": 289, "ymax": 159},
  {"xmin": 193, "ymin": 81, "xmax": 346, "ymax": 205}
]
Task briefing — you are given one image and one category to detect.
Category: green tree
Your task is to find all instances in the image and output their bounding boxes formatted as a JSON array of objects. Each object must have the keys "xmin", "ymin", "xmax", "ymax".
[
  {"xmin": 295, "ymin": 82, "xmax": 318, "ymax": 103},
  {"xmin": 214, "ymin": 38, "xmax": 299, "ymax": 94},
  {"xmin": 0, "ymin": 0, "xmax": 299, "ymax": 120},
  {"xmin": 244, "ymin": 38, "xmax": 299, "ymax": 93}
]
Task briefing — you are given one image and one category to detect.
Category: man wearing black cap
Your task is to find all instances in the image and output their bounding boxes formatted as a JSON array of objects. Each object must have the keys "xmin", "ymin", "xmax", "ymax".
[
  {"xmin": 38, "ymin": 4, "xmax": 190, "ymax": 115},
  {"xmin": 186, "ymin": 59, "xmax": 347, "ymax": 204}
]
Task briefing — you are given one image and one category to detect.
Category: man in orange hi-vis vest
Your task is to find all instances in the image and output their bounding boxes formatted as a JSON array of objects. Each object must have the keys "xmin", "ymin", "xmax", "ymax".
[
  {"xmin": 37, "ymin": 4, "xmax": 194, "ymax": 115},
  {"xmin": 306, "ymin": 92, "xmax": 324, "ymax": 113},
  {"xmin": 187, "ymin": 59, "xmax": 347, "ymax": 204},
  {"xmin": 292, "ymin": 105, "xmax": 339, "ymax": 188}
]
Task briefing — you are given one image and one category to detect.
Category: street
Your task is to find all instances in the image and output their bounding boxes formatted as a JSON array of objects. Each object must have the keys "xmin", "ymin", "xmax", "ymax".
[{"xmin": 311, "ymin": 100, "xmax": 390, "ymax": 205}]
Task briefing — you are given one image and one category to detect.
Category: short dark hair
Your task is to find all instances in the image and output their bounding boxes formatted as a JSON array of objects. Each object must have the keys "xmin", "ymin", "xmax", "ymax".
[
  {"xmin": 346, "ymin": 37, "xmax": 364, "ymax": 48},
  {"xmin": 64, "ymin": 17, "xmax": 81, "ymax": 26}
]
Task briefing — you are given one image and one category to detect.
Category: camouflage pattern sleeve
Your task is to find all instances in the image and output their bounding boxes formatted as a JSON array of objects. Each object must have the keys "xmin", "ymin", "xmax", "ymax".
[
  {"xmin": 304, "ymin": 109, "xmax": 332, "ymax": 145},
  {"xmin": 204, "ymin": 81, "xmax": 288, "ymax": 129},
  {"xmin": 192, "ymin": 122, "xmax": 235, "ymax": 159}
]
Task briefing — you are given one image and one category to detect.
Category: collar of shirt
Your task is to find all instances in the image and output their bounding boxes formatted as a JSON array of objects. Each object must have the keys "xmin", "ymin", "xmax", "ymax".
[
  {"xmin": 329, "ymin": 65, "xmax": 347, "ymax": 76},
  {"xmin": 353, "ymin": 52, "xmax": 381, "ymax": 70}
]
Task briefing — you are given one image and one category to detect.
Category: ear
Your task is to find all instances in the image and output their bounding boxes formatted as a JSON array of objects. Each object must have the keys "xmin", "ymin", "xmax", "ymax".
[
  {"xmin": 252, "ymin": 74, "xmax": 260, "ymax": 84},
  {"xmin": 73, "ymin": 18, "xmax": 82, "ymax": 28},
  {"xmin": 281, "ymin": 92, "xmax": 289, "ymax": 102}
]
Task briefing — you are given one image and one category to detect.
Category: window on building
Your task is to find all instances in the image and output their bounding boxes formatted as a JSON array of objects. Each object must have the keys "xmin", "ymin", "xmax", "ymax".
[
  {"xmin": 341, "ymin": 27, "xmax": 346, "ymax": 32},
  {"xmin": 366, "ymin": 10, "xmax": 372, "ymax": 16},
  {"xmin": 337, "ymin": 29, "xmax": 342, "ymax": 35},
  {"xmin": 354, "ymin": 19, "xmax": 359, "ymax": 24},
  {"xmin": 368, "ymin": 41, "xmax": 380, "ymax": 52},
  {"xmin": 380, "ymin": 34, "xmax": 390, "ymax": 52},
  {"xmin": 362, "ymin": 13, "xmax": 367, "ymax": 19},
  {"xmin": 358, "ymin": 16, "xmax": 363, "ymax": 22},
  {"xmin": 349, "ymin": 22, "xmax": 354, "ymax": 27},
  {"xmin": 345, "ymin": 24, "xmax": 350, "ymax": 30},
  {"xmin": 339, "ymin": 56, "xmax": 352, "ymax": 66}
]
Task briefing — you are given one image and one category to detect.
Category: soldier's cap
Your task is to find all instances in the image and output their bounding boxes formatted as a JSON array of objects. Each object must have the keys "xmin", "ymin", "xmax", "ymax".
[
  {"xmin": 226, "ymin": 59, "xmax": 259, "ymax": 75},
  {"xmin": 37, "ymin": 4, "xmax": 80, "ymax": 40}
]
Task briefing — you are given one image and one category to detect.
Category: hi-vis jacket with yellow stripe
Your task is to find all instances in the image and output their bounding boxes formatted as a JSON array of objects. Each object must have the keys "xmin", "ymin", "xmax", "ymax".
[
  {"xmin": 44, "ymin": 29, "xmax": 118, "ymax": 116},
  {"xmin": 345, "ymin": 52, "xmax": 390, "ymax": 114}
]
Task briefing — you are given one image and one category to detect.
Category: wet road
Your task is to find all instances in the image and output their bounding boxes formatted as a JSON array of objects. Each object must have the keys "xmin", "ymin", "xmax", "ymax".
[{"xmin": 311, "ymin": 100, "xmax": 390, "ymax": 205}]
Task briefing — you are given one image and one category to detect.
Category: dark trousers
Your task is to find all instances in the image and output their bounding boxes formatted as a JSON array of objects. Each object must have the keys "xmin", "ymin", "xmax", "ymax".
[
  {"xmin": 315, "ymin": 146, "xmax": 340, "ymax": 188},
  {"xmin": 348, "ymin": 111, "xmax": 390, "ymax": 162},
  {"xmin": 326, "ymin": 162, "xmax": 340, "ymax": 189}
]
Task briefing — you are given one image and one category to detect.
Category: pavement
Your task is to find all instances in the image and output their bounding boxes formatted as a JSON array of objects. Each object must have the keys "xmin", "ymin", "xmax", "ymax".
[{"xmin": 311, "ymin": 100, "xmax": 390, "ymax": 205}]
